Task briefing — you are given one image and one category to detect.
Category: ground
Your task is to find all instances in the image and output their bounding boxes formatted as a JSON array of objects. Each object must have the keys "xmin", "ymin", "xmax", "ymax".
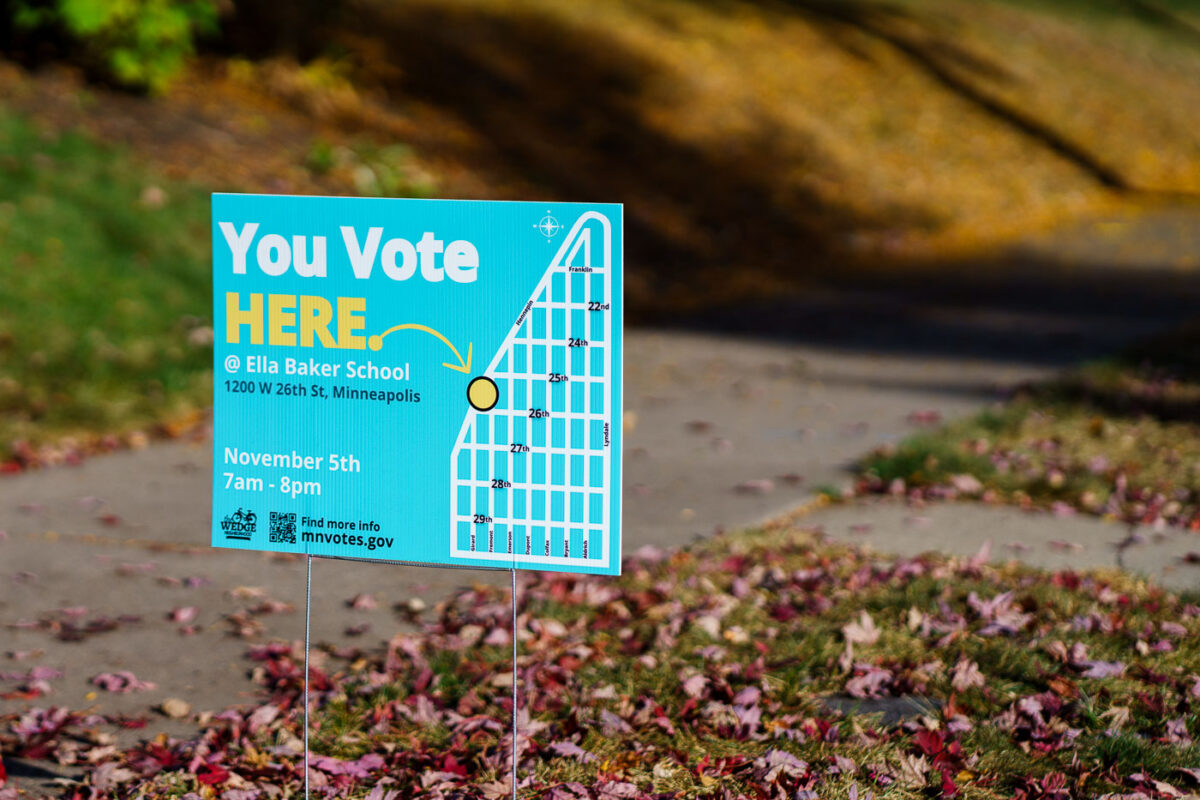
[
  {"xmin": 7, "ymin": 209, "xmax": 1200, "ymax": 794},
  {"xmin": 4, "ymin": 0, "xmax": 1200, "ymax": 795}
]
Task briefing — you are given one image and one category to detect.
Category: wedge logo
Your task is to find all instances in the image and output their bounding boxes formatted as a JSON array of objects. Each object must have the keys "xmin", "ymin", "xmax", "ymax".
[{"xmin": 221, "ymin": 508, "xmax": 257, "ymax": 540}]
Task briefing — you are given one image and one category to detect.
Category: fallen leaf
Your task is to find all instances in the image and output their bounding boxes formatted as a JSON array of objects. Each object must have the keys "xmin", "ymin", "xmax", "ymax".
[
  {"xmin": 843, "ymin": 611, "xmax": 880, "ymax": 646},
  {"xmin": 159, "ymin": 698, "xmax": 191, "ymax": 718},
  {"xmin": 1079, "ymin": 660, "xmax": 1125, "ymax": 679},
  {"xmin": 92, "ymin": 671, "xmax": 156, "ymax": 693},
  {"xmin": 348, "ymin": 593, "xmax": 377, "ymax": 610}
]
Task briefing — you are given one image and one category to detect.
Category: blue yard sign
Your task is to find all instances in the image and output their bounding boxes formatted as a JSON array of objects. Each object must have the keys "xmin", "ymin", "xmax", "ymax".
[{"xmin": 211, "ymin": 194, "xmax": 623, "ymax": 574}]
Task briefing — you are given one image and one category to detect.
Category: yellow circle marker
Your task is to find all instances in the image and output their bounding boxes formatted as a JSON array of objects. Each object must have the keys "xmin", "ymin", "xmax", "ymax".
[
  {"xmin": 467, "ymin": 376, "xmax": 499, "ymax": 411},
  {"xmin": 368, "ymin": 335, "xmax": 383, "ymax": 351}
]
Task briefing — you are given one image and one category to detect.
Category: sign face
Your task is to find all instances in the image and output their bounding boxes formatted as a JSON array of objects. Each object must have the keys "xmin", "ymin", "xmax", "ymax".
[{"xmin": 211, "ymin": 194, "xmax": 622, "ymax": 574}]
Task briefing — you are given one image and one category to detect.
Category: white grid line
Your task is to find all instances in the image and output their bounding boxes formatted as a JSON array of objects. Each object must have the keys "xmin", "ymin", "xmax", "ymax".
[
  {"xmin": 450, "ymin": 212, "xmax": 613, "ymax": 568},
  {"xmin": 508, "ymin": 338, "xmax": 605, "ymax": 349}
]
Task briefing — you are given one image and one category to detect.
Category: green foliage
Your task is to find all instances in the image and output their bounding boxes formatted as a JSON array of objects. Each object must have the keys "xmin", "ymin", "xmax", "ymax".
[
  {"xmin": 858, "ymin": 338, "xmax": 1200, "ymax": 527},
  {"xmin": 305, "ymin": 138, "xmax": 440, "ymax": 198},
  {"xmin": 0, "ymin": 112, "xmax": 212, "ymax": 459},
  {"xmin": 305, "ymin": 138, "xmax": 336, "ymax": 175},
  {"xmin": 14, "ymin": 0, "xmax": 217, "ymax": 92},
  {"xmin": 861, "ymin": 433, "xmax": 996, "ymax": 488},
  {"xmin": 348, "ymin": 142, "xmax": 438, "ymax": 199}
]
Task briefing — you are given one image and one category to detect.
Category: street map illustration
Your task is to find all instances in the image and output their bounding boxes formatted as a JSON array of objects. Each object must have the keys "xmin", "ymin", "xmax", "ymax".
[{"xmin": 450, "ymin": 212, "xmax": 615, "ymax": 570}]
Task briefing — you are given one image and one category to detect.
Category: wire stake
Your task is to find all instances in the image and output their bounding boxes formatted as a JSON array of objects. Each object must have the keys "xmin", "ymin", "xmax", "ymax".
[{"xmin": 304, "ymin": 555, "xmax": 312, "ymax": 800}]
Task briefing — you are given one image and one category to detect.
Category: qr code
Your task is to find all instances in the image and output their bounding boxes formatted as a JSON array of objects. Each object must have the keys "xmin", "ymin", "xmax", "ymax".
[{"xmin": 269, "ymin": 511, "xmax": 297, "ymax": 544}]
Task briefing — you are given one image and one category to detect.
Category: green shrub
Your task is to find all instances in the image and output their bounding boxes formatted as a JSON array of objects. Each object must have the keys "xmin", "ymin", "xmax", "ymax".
[{"xmin": 13, "ymin": 0, "xmax": 217, "ymax": 92}]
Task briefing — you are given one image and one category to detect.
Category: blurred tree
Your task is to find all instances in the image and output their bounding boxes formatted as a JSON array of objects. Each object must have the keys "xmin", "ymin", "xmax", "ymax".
[
  {"xmin": 0, "ymin": 0, "xmax": 344, "ymax": 92},
  {"xmin": 4, "ymin": 0, "xmax": 218, "ymax": 92},
  {"xmin": 213, "ymin": 0, "xmax": 343, "ymax": 61}
]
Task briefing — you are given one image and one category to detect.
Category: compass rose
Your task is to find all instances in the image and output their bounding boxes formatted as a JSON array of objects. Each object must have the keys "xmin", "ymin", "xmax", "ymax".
[{"xmin": 534, "ymin": 211, "xmax": 561, "ymax": 242}]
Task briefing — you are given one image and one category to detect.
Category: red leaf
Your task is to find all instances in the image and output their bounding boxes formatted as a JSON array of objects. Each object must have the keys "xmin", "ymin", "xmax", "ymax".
[
  {"xmin": 442, "ymin": 755, "xmax": 468, "ymax": 777},
  {"xmin": 196, "ymin": 764, "xmax": 230, "ymax": 785},
  {"xmin": 915, "ymin": 730, "xmax": 944, "ymax": 757}
]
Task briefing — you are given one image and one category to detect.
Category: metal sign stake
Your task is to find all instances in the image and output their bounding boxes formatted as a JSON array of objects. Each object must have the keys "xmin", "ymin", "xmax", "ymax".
[
  {"xmin": 511, "ymin": 567, "xmax": 519, "ymax": 800},
  {"xmin": 303, "ymin": 554, "xmax": 312, "ymax": 800},
  {"xmin": 210, "ymin": 197, "xmax": 622, "ymax": 800}
]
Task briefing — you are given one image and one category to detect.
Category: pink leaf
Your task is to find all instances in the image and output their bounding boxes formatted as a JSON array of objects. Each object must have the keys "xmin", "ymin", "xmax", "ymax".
[
  {"xmin": 246, "ymin": 703, "xmax": 280, "ymax": 733},
  {"xmin": 309, "ymin": 753, "xmax": 384, "ymax": 778},
  {"xmin": 1050, "ymin": 501, "xmax": 1076, "ymax": 517},
  {"xmin": 681, "ymin": 674, "xmax": 707, "ymax": 698},
  {"xmin": 92, "ymin": 671, "xmax": 157, "ymax": 693},
  {"xmin": 1079, "ymin": 660, "xmax": 1125, "ymax": 679},
  {"xmin": 549, "ymin": 741, "xmax": 598, "ymax": 763},
  {"xmin": 846, "ymin": 667, "xmax": 892, "ymax": 698},
  {"xmin": 949, "ymin": 474, "xmax": 983, "ymax": 495},
  {"xmin": 842, "ymin": 611, "xmax": 880, "ymax": 646},
  {"xmin": 1162, "ymin": 622, "xmax": 1187, "ymax": 638},
  {"xmin": 347, "ymin": 593, "xmax": 377, "ymax": 611},
  {"xmin": 951, "ymin": 658, "xmax": 985, "ymax": 692},
  {"xmin": 733, "ymin": 686, "xmax": 761, "ymax": 706},
  {"xmin": 29, "ymin": 666, "xmax": 63, "ymax": 681}
]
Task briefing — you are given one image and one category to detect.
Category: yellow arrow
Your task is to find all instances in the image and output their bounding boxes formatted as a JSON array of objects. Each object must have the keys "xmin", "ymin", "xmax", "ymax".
[{"xmin": 367, "ymin": 324, "xmax": 473, "ymax": 373}]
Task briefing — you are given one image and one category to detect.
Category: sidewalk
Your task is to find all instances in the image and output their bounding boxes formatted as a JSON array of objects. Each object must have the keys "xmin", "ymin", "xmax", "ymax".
[
  {"xmin": 0, "ymin": 332, "xmax": 1043, "ymax": 723},
  {"xmin": 797, "ymin": 497, "xmax": 1200, "ymax": 592}
]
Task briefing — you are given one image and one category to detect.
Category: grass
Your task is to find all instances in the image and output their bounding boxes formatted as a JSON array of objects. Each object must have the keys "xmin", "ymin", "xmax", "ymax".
[
  {"xmin": 859, "ymin": 325, "xmax": 1200, "ymax": 528},
  {"xmin": 0, "ymin": 112, "xmax": 213, "ymax": 464},
  {"xmin": 17, "ymin": 525, "xmax": 1200, "ymax": 798},
  {"xmin": 305, "ymin": 531, "xmax": 1200, "ymax": 796}
]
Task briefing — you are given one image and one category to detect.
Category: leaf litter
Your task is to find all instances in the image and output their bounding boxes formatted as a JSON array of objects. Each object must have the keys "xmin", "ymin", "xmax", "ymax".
[{"xmin": 2, "ymin": 527, "xmax": 1200, "ymax": 797}]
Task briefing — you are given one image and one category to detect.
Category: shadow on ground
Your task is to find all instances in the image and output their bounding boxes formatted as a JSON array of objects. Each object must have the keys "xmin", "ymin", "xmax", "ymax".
[
  {"xmin": 348, "ymin": 1, "xmax": 921, "ymax": 311},
  {"xmin": 675, "ymin": 241, "xmax": 1200, "ymax": 367},
  {"xmin": 343, "ymin": 1, "xmax": 1200, "ymax": 370}
]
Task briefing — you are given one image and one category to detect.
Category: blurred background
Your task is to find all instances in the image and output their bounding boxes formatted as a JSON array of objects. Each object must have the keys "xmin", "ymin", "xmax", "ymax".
[
  {"xmin": 0, "ymin": 0, "xmax": 1198, "ymax": 465},
  {"xmin": 5, "ymin": 4, "xmax": 1200, "ymax": 796}
]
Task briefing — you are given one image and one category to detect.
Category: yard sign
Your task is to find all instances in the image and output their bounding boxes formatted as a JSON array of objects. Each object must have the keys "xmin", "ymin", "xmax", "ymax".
[{"xmin": 211, "ymin": 194, "xmax": 623, "ymax": 575}]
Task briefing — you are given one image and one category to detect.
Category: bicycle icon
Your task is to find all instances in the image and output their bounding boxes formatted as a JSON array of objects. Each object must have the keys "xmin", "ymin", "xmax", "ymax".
[{"xmin": 231, "ymin": 508, "xmax": 257, "ymax": 526}]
